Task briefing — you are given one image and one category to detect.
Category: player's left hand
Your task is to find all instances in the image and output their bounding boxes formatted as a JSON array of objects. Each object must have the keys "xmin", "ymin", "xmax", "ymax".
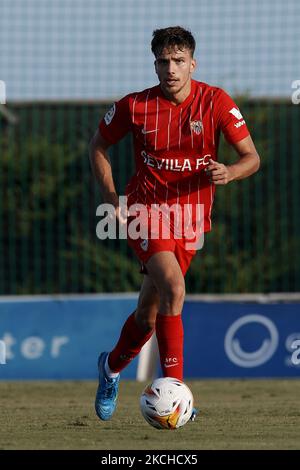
[{"xmin": 205, "ymin": 159, "xmax": 234, "ymax": 185}]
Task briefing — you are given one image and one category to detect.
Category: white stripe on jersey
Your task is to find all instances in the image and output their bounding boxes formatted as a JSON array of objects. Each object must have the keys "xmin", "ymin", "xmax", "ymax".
[
  {"xmin": 155, "ymin": 96, "xmax": 159, "ymax": 150},
  {"xmin": 135, "ymin": 181, "xmax": 140, "ymax": 205},
  {"xmin": 197, "ymin": 174, "xmax": 201, "ymax": 229},
  {"xmin": 189, "ymin": 106, "xmax": 194, "ymax": 148},
  {"xmin": 187, "ymin": 180, "xmax": 191, "ymax": 227},
  {"xmin": 176, "ymin": 181, "xmax": 180, "ymax": 228},
  {"xmin": 132, "ymin": 94, "xmax": 138, "ymax": 124},
  {"xmin": 144, "ymin": 175, "xmax": 147, "ymax": 205},
  {"xmin": 144, "ymin": 89, "xmax": 151, "ymax": 146},
  {"xmin": 167, "ymin": 108, "xmax": 172, "ymax": 151},
  {"xmin": 200, "ymin": 86, "xmax": 204, "ymax": 149},
  {"xmin": 178, "ymin": 109, "xmax": 182, "ymax": 149},
  {"xmin": 210, "ymin": 90, "xmax": 215, "ymax": 146},
  {"xmin": 165, "ymin": 181, "xmax": 169, "ymax": 219}
]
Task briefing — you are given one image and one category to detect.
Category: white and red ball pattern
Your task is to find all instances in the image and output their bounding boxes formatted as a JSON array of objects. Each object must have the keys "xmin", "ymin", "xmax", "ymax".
[{"xmin": 140, "ymin": 377, "xmax": 194, "ymax": 430}]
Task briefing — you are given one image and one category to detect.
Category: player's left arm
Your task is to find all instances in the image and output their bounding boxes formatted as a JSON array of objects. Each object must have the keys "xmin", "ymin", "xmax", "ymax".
[{"xmin": 205, "ymin": 135, "xmax": 260, "ymax": 185}]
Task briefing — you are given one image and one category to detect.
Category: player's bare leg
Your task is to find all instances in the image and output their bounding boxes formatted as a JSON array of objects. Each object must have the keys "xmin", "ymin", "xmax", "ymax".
[
  {"xmin": 146, "ymin": 251, "xmax": 185, "ymax": 379},
  {"xmin": 146, "ymin": 251, "xmax": 185, "ymax": 316},
  {"xmin": 135, "ymin": 275, "xmax": 160, "ymax": 332}
]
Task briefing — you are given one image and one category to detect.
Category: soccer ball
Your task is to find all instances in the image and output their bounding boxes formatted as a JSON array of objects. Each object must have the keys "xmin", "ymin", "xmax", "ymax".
[{"xmin": 140, "ymin": 377, "xmax": 194, "ymax": 430}]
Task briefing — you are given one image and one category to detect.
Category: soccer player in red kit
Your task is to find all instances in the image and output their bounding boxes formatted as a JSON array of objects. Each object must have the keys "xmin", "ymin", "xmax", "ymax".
[{"xmin": 89, "ymin": 26, "xmax": 260, "ymax": 421}]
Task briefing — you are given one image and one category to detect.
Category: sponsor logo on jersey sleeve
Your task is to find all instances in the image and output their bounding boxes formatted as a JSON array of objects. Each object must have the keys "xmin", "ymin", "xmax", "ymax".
[
  {"xmin": 104, "ymin": 103, "xmax": 116, "ymax": 125},
  {"xmin": 229, "ymin": 107, "xmax": 245, "ymax": 128},
  {"xmin": 229, "ymin": 107, "xmax": 243, "ymax": 120}
]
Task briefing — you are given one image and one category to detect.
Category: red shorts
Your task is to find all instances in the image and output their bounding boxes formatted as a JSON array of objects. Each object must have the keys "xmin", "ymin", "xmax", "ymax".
[{"xmin": 127, "ymin": 234, "xmax": 196, "ymax": 277}]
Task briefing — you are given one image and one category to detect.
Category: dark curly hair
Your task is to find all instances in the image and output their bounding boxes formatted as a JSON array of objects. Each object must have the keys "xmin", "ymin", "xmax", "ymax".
[{"xmin": 151, "ymin": 26, "xmax": 196, "ymax": 58}]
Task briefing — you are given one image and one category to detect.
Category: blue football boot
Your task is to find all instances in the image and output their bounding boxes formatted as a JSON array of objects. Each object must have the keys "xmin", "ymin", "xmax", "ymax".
[{"xmin": 95, "ymin": 352, "xmax": 120, "ymax": 421}]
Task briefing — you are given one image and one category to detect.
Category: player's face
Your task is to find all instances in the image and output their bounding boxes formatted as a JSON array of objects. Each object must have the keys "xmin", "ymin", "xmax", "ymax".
[{"xmin": 155, "ymin": 46, "xmax": 196, "ymax": 102}]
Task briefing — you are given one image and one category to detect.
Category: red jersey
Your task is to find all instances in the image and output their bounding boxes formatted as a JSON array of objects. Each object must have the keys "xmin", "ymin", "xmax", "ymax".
[{"xmin": 99, "ymin": 79, "xmax": 249, "ymax": 232}]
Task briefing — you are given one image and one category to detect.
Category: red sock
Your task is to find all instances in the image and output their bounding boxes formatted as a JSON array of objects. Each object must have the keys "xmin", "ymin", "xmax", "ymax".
[
  {"xmin": 155, "ymin": 313, "xmax": 184, "ymax": 381},
  {"xmin": 108, "ymin": 313, "xmax": 154, "ymax": 372}
]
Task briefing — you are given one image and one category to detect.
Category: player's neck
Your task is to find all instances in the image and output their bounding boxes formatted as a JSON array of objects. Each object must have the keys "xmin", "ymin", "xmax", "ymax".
[{"xmin": 160, "ymin": 80, "xmax": 192, "ymax": 106}]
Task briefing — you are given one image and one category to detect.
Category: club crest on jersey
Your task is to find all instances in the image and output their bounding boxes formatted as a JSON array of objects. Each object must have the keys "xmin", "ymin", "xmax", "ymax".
[
  {"xmin": 190, "ymin": 120, "xmax": 203, "ymax": 135},
  {"xmin": 104, "ymin": 103, "xmax": 116, "ymax": 125}
]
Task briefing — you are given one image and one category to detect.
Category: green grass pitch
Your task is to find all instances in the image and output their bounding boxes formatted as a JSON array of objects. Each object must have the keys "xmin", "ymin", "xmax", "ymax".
[{"xmin": 0, "ymin": 380, "xmax": 299, "ymax": 450}]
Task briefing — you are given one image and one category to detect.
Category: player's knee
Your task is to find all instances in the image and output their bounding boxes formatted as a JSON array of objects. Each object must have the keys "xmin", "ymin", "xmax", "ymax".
[{"xmin": 163, "ymin": 281, "xmax": 185, "ymax": 306}]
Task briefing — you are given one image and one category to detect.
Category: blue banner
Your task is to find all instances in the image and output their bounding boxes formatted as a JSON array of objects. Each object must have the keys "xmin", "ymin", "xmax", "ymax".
[
  {"xmin": 183, "ymin": 301, "xmax": 300, "ymax": 377},
  {"xmin": 0, "ymin": 296, "xmax": 299, "ymax": 379},
  {"xmin": 0, "ymin": 296, "xmax": 138, "ymax": 379}
]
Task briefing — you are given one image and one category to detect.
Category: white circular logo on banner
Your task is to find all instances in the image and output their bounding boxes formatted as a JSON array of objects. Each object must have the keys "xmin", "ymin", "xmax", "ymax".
[{"xmin": 224, "ymin": 314, "xmax": 279, "ymax": 368}]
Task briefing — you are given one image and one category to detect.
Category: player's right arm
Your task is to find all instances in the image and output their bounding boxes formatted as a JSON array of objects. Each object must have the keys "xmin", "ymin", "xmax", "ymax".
[
  {"xmin": 89, "ymin": 96, "xmax": 133, "ymax": 219},
  {"xmin": 89, "ymin": 129, "xmax": 119, "ymax": 209}
]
